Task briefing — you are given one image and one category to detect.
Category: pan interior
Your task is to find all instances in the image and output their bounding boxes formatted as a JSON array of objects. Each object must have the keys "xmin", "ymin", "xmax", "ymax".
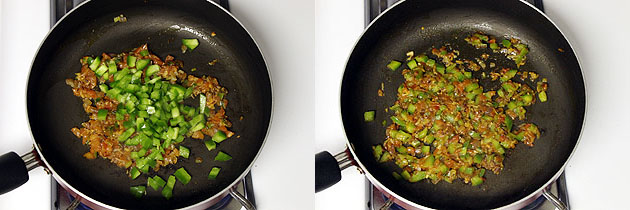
[
  {"xmin": 341, "ymin": 0, "xmax": 584, "ymax": 209},
  {"xmin": 26, "ymin": 0, "xmax": 271, "ymax": 209}
]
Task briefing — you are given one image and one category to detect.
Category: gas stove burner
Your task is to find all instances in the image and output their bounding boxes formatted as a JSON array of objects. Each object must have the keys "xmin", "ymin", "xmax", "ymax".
[
  {"xmin": 380, "ymin": 195, "xmax": 404, "ymax": 210},
  {"xmin": 53, "ymin": 175, "xmax": 253, "ymax": 210},
  {"xmin": 66, "ymin": 193, "xmax": 91, "ymax": 210},
  {"xmin": 65, "ymin": 189, "xmax": 233, "ymax": 210},
  {"xmin": 368, "ymin": 173, "xmax": 569, "ymax": 210}
]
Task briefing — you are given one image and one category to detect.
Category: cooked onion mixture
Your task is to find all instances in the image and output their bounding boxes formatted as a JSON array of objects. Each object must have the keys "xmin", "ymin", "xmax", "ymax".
[
  {"xmin": 372, "ymin": 33, "xmax": 548, "ymax": 186},
  {"xmin": 67, "ymin": 44, "xmax": 233, "ymax": 175}
]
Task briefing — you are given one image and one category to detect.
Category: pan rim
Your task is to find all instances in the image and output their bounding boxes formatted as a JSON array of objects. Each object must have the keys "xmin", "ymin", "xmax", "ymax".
[
  {"xmin": 337, "ymin": 0, "xmax": 587, "ymax": 209},
  {"xmin": 24, "ymin": 0, "xmax": 274, "ymax": 209}
]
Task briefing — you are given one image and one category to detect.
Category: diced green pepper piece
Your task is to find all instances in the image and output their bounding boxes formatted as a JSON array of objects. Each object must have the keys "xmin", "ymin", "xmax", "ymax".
[
  {"xmin": 409, "ymin": 171, "xmax": 427, "ymax": 182},
  {"xmin": 401, "ymin": 170, "xmax": 411, "ymax": 180},
  {"xmin": 387, "ymin": 60, "xmax": 402, "ymax": 71},
  {"xmin": 130, "ymin": 186, "xmax": 146, "ymax": 198},
  {"xmin": 215, "ymin": 151, "xmax": 232, "ymax": 161},
  {"xmin": 407, "ymin": 60, "xmax": 418, "ymax": 69},
  {"xmin": 199, "ymin": 94, "xmax": 207, "ymax": 114},
  {"xmin": 166, "ymin": 175, "xmax": 176, "ymax": 188},
  {"xmin": 539, "ymin": 91, "xmax": 548, "ymax": 102},
  {"xmin": 174, "ymin": 167, "xmax": 191, "ymax": 185},
  {"xmin": 212, "ymin": 131, "xmax": 228, "ymax": 143},
  {"xmin": 436, "ymin": 63, "xmax": 445, "ymax": 74},
  {"xmin": 189, "ymin": 114, "xmax": 204, "ymax": 127},
  {"xmin": 136, "ymin": 59, "xmax": 150, "ymax": 71},
  {"xmin": 423, "ymin": 155, "xmax": 435, "ymax": 168},
  {"xmin": 95, "ymin": 64, "xmax": 108, "ymax": 77},
  {"xmin": 392, "ymin": 171, "xmax": 401, "ymax": 180},
  {"xmin": 474, "ymin": 153, "xmax": 484, "ymax": 164},
  {"xmin": 161, "ymin": 186, "xmax": 173, "ymax": 200},
  {"xmin": 396, "ymin": 146, "xmax": 407, "ymax": 154},
  {"xmin": 407, "ymin": 104, "xmax": 416, "ymax": 113},
  {"xmin": 415, "ymin": 55, "xmax": 428, "ymax": 63},
  {"xmin": 107, "ymin": 60, "xmax": 117, "ymax": 74},
  {"xmin": 118, "ymin": 128, "xmax": 135, "ymax": 142},
  {"xmin": 417, "ymin": 128, "xmax": 428, "ymax": 139},
  {"xmin": 171, "ymin": 106, "xmax": 180, "ymax": 118},
  {"xmin": 97, "ymin": 109, "xmax": 108, "ymax": 121},
  {"xmin": 99, "ymin": 84, "xmax": 109, "ymax": 93},
  {"xmin": 521, "ymin": 94, "xmax": 533, "ymax": 104},
  {"xmin": 372, "ymin": 145, "xmax": 383, "ymax": 160},
  {"xmin": 127, "ymin": 55, "xmax": 137, "ymax": 68},
  {"xmin": 149, "ymin": 175, "xmax": 166, "ymax": 191},
  {"xmin": 489, "ymin": 43, "xmax": 499, "ymax": 50},
  {"xmin": 89, "ymin": 56, "xmax": 102, "ymax": 71},
  {"xmin": 471, "ymin": 176, "xmax": 484, "ymax": 186},
  {"xmin": 364, "ymin": 111, "xmax": 375, "ymax": 122},
  {"xmin": 208, "ymin": 167, "xmax": 221, "ymax": 180},
  {"xmin": 502, "ymin": 39, "xmax": 512, "ymax": 48},
  {"xmin": 390, "ymin": 116, "xmax": 405, "ymax": 127},
  {"xmin": 165, "ymin": 127, "xmax": 177, "ymax": 140},
  {"xmin": 204, "ymin": 140, "xmax": 216, "ymax": 151},
  {"xmin": 182, "ymin": 39, "xmax": 200, "ymax": 51},
  {"xmin": 146, "ymin": 65, "xmax": 160, "ymax": 77},
  {"xmin": 179, "ymin": 146, "xmax": 190, "ymax": 158},
  {"xmin": 129, "ymin": 167, "xmax": 141, "ymax": 179},
  {"xmin": 423, "ymin": 135, "xmax": 434, "ymax": 144},
  {"xmin": 421, "ymin": 146, "xmax": 430, "ymax": 155},
  {"xmin": 460, "ymin": 166, "xmax": 474, "ymax": 175},
  {"xmin": 379, "ymin": 152, "xmax": 392, "ymax": 163},
  {"xmin": 505, "ymin": 116, "xmax": 513, "ymax": 131},
  {"xmin": 140, "ymin": 50, "xmax": 149, "ymax": 57},
  {"xmin": 190, "ymin": 122, "xmax": 205, "ymax": 132}
]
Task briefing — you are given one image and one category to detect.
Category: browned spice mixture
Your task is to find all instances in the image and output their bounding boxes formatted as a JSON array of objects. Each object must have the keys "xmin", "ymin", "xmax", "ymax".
[{"xmin": 67, "ymin": 44, "xmax": 233, "ymax": 173}]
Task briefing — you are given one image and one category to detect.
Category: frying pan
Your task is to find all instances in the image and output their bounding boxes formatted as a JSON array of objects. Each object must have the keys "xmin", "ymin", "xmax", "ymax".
[
  {"xmin": 0, "ymin": 0, "xmax": 272, "ymax": 209},
  {"xmin": 316, "ymin": 0, "xmax": 585, "ymax": 209}
]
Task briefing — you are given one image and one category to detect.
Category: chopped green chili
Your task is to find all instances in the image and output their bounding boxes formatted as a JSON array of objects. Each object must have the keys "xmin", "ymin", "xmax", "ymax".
[
  {"xmin": 148, "ymin": 175, "xmax": 166, "ymax": 191},
  {"xmin": 208, "ymin": 167, "xmax": 221, "ymax": 180},
  {"xmin": 174, "ymin": 167, "xmax": 192, "ymax": 185},
  {"xmin": 182, "ymin": 39, "xmax": 199, "ymax": 51},
  {"xmin": 364, "ymin": 111, "xmax": 375, "ymax": 122},
  {"xmin": 97, "ymin": 109, "xmax": 108, "ymax": 121},
  {"xmin": 129, "ymin": 167, "xmax": 141, "ymax": 179},
  {"xmin": 215, "ymin": 151, "xmax": 232, "ymax": 161},
  {"xmin": 212, "ymin": 131, "xmax": 227, "ymax": 143},
  {"xmin": 387, "ymin": 60, "xmax": 402, "ymax": 71},
  {"xmin": 539, "ymin": 91, "xmax": 547, "ymax": 102},
  {"xmin": 130, "ymin": 186, "xmax": 146, "ymax": 198},
  {"xmin": 205, "ymin": 140, "xmax": 216, "ymax": 151},
  {"xmin": 179, "ymin": 146, "xmax": 190, "ymax": 158}
]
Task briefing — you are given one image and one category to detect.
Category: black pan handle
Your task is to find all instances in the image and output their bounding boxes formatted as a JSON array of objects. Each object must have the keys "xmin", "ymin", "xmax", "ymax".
[
  {"xmin": 0, "ymin": 150, "xmax": 40, "ymax": 195},
  {"xmin": 315, "ymin": 149, "xmax": 354, "ymax": 192}
]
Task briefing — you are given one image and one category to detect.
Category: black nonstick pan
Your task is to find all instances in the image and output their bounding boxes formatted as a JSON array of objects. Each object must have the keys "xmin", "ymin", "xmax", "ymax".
[
  {"xmin": 0, "ymin": 0, "xmax": 272, "ymax": 209},
  {"xmin": 316, "ymin": 0, "xmax": 585, "ymax": 209}
]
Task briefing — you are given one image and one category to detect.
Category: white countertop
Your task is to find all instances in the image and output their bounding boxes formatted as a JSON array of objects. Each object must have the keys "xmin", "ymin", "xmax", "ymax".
[
  {"xmin": 0, "ymin": 0, "xmax": 314, "ymax": 210},
  {"xmin": 314, "ymin": 0, "xmax": 630, "ymax": 209}
]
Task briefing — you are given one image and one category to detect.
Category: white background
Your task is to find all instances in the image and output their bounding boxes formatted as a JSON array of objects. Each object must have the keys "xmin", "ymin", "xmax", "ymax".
[
  {"xmin": 0, "ymin": 0, "xmax": 314, "ymax": 210},
  {"xmin": 314, "ymin": 0, "xmax": 630, "ymax": 210}
]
